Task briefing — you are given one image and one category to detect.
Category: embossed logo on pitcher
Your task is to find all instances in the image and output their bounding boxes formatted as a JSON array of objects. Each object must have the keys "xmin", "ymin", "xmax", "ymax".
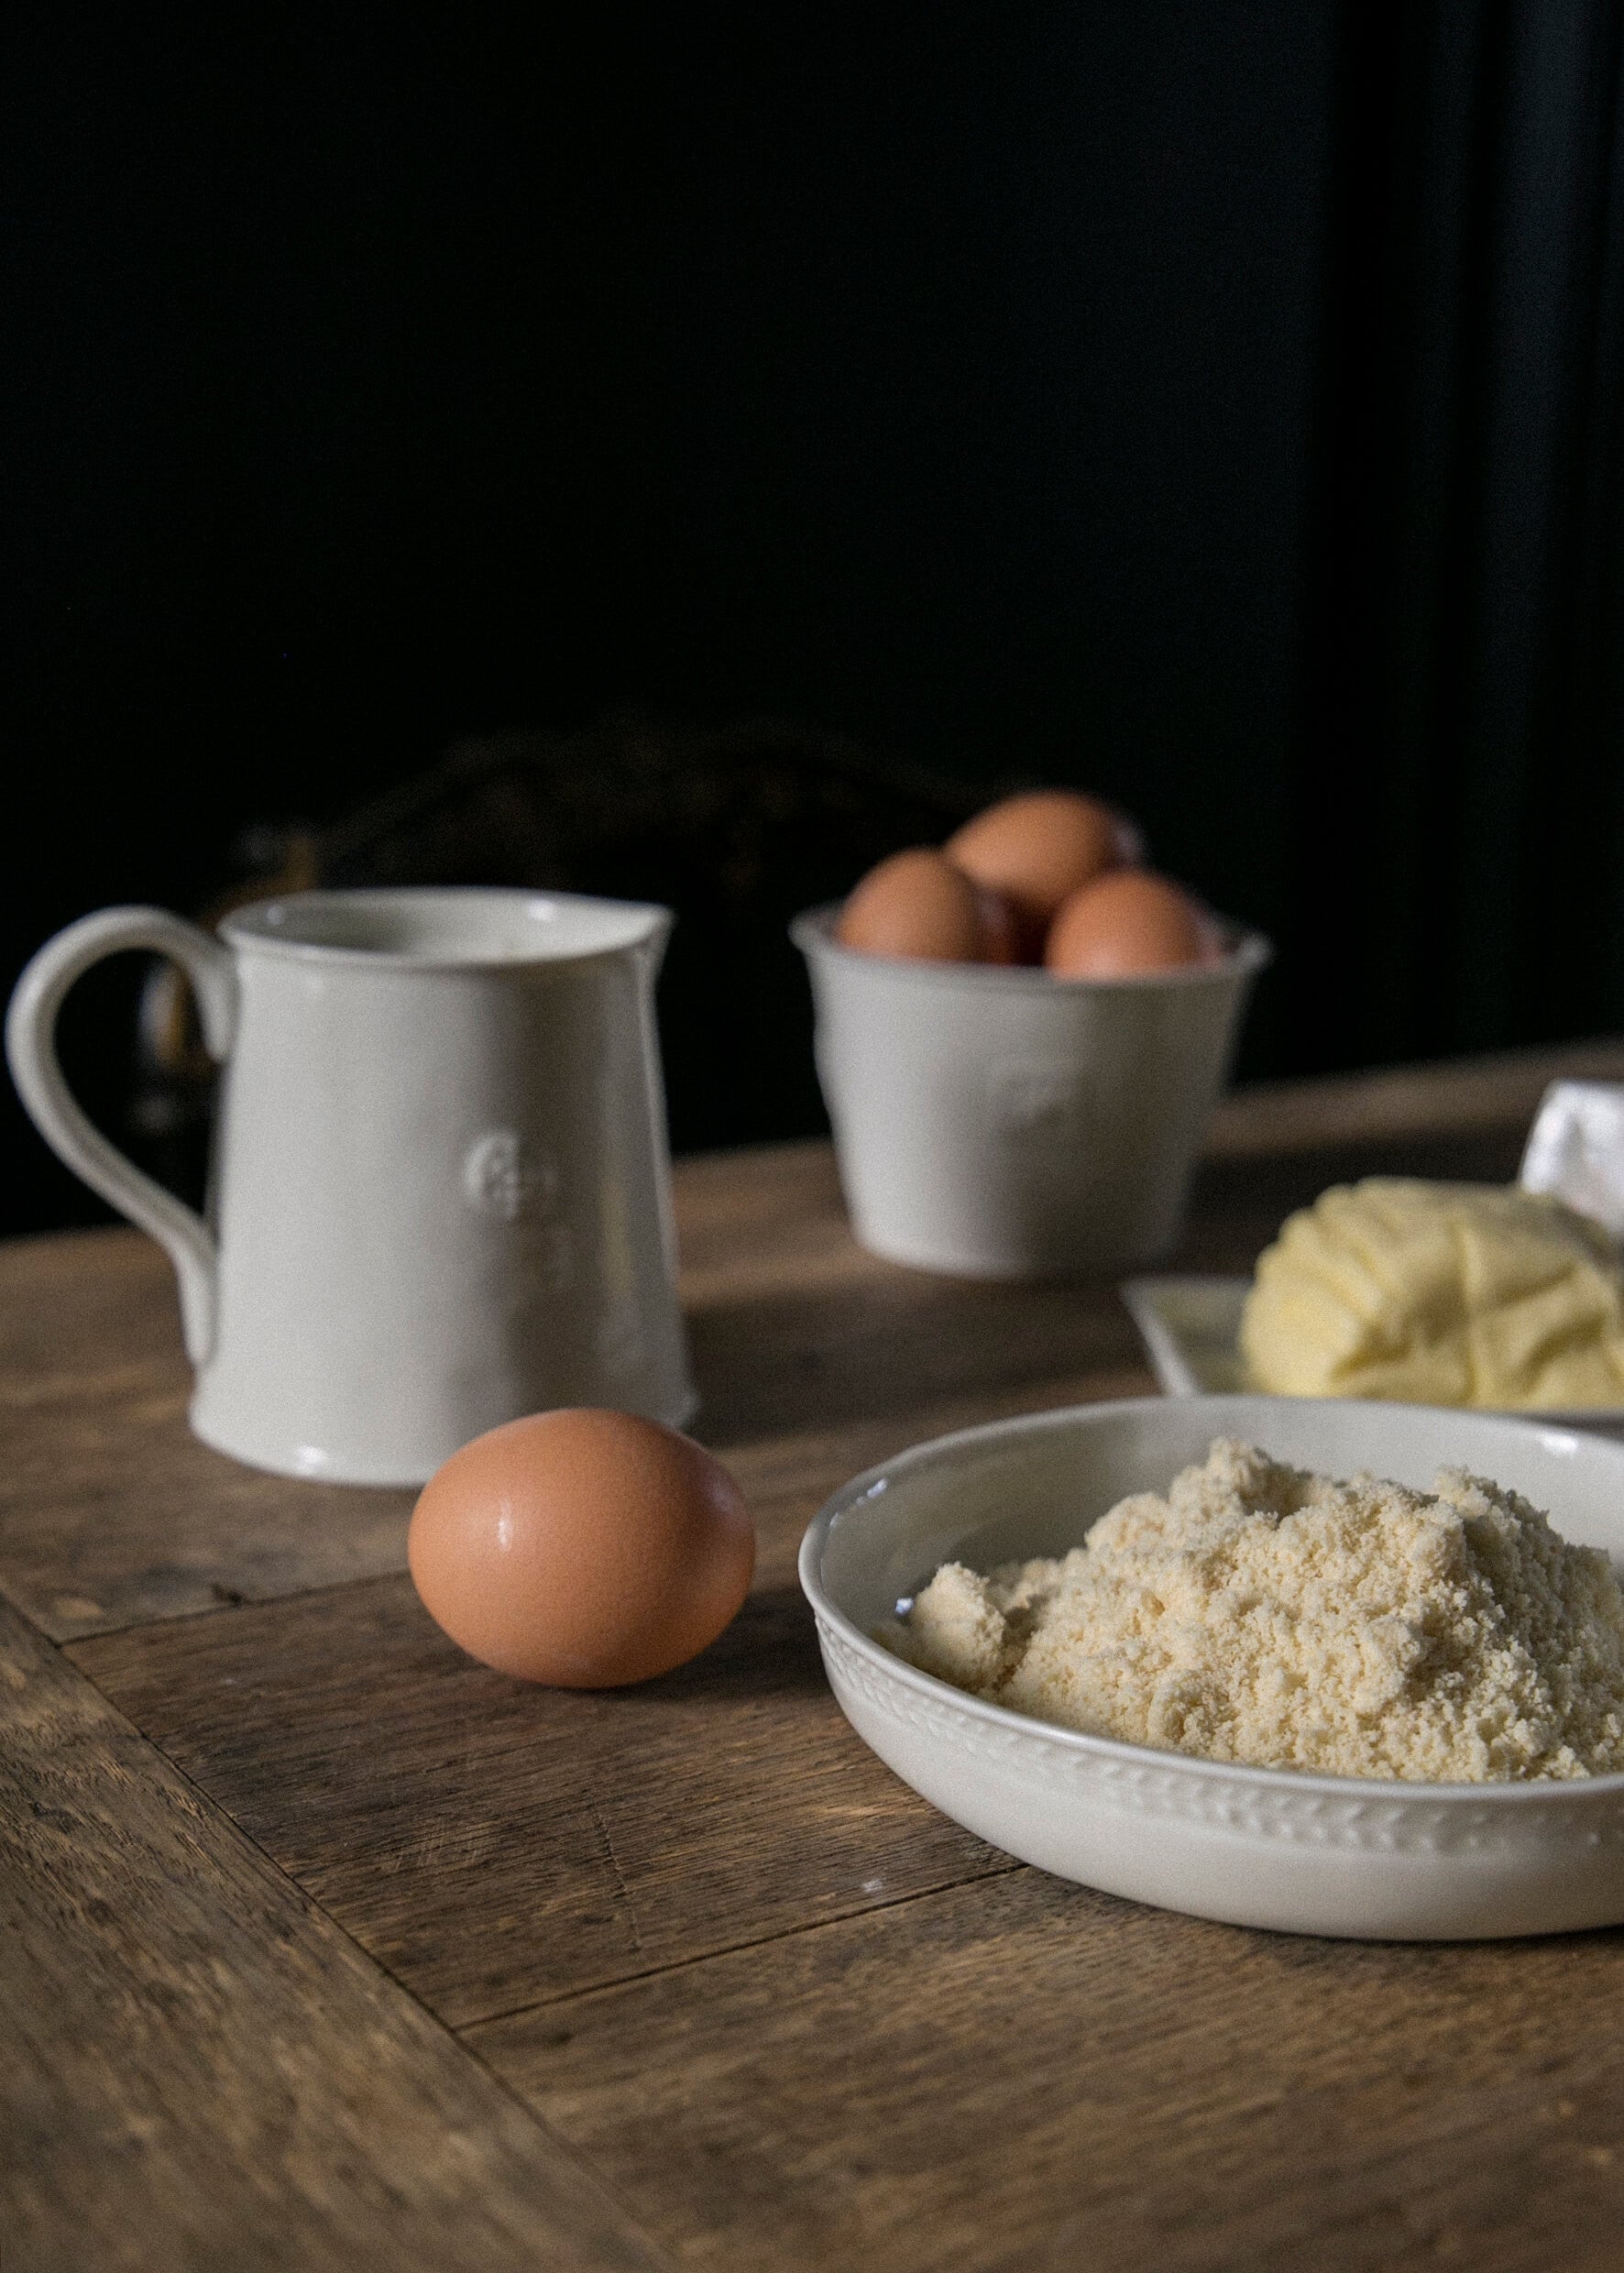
[{"xmin": 463, "ymin": 1131, "xmax": 560, "ymax": 1223}]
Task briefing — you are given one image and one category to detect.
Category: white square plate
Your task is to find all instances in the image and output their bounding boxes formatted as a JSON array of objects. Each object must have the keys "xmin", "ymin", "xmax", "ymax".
[{"xmin": 1120, "ymin": 1273, "xmax": 1624, "ymax": 1434}]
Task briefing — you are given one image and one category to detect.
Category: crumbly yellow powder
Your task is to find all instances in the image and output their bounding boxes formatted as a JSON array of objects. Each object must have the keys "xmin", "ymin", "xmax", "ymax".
[{"xmin": 891, "ymin": 1439, "xmax": 1624, "ymax": 1781}]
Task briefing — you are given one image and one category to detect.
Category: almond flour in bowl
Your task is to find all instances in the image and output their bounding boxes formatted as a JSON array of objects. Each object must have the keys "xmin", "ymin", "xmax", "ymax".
[{"xmin": 886, "ymin": 1438, "xmax": 1624, "ymax": 1783}]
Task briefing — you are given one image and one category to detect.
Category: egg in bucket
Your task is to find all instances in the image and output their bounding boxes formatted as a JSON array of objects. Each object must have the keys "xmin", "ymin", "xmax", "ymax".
[{"xmin": 792, "ymin": 794, "xmax": 1270, "ymax": 1280}]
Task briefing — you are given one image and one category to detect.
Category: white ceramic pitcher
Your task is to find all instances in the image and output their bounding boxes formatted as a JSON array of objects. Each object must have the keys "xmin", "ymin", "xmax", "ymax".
[{"xmin": 6, "ymin": 887, "xmax": 697, "ymax": 1484}]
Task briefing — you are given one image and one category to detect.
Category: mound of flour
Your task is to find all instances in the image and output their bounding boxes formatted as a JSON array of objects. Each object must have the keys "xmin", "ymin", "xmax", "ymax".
[{"xmin": 893, "ymin": 1438, "xmax": 1624, "ymax": 1782}]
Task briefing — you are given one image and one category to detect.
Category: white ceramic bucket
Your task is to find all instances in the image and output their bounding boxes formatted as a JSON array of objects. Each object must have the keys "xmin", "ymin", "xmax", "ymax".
[{"xmin": 792, "ymin": 906, "xmax": 1269, "ymax": 1279}]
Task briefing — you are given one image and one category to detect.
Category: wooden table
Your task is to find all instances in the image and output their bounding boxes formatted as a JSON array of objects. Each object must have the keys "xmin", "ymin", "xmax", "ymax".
[{"xmin": 8, "ymin": 1040, "xmax": 1624, "ymax": 2273}]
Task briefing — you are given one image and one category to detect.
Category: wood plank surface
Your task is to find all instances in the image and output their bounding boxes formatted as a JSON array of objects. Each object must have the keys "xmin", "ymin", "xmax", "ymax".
[
  {"xmin": 0, "ymin": 1594, "xmax": 671, "ymax": 2273},
  {"xmin": 0, "ymin": 1181, "xmax": 1158, "ymax": 1642},
  {"xmin": 0, "ymin": 1231, "xmax": 413, "ymax": 1641},
  {"xmin": 468, "ymin": 1869, "xmax": 1624, "ymax": 2273},
  {"xmin": 0, "ymin": 1038, "xmax": 1569, "ymax": 1643},
  {"xmin": 9, "ymin": 1040, "xmax": 1624, "ymax": 2272},
  {"xmin": 69, "ymin": 1573, "xmax": 1017, "ymax": 2026},
  {"xmin": 1203, "ymin": 1037, "xmax": 1624, "ymax": 1160}
]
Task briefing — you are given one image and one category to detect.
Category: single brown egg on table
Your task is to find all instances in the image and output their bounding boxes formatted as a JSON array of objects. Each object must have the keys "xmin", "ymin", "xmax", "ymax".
[
  {"xmin": 835, "ymin": 848, "xmax": 1018, "ymax": 964},
  {"xmin": 408, "ymin": 1409, "xmax": 755, "ymax": 1686},
  {"xmin": 1045, "ymin": 869, "xmax": 1220, "ymax": 979},
  {"xmin": 946, "ymin": 790, "xmax": 1140, "ymax": 953}
]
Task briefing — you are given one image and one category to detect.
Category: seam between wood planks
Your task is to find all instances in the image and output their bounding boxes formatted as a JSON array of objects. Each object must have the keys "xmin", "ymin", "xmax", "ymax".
[
  {"xmin": 29, "ymin": 1358, "xmax": 1147, "ymax": 1649},
  {"xmin": 60, "ymin": 1588, "xmax": 1036, "ymax": 2023},
  {"xmin": 35, "ymin": 1493, "xmax": 817, "ymax": 1650},
  {"xmin": 455, "ymin": 1859, "xmax": 1031, "ymax": 2036},
  {"xmin": 10, "ymin": 1593, "xmax": 686, "ymax": 2273},
  {"xmin": 47, "ymin": 1546, "xmax": 800, "ymax": 1650},
  {"xmin": 43, "ymin": 1561, "xmax": 419, "ymax": 1646},
  {"xmin": 61, "ymin": 1620, "xmax": 1038, "ymax": 2022}
]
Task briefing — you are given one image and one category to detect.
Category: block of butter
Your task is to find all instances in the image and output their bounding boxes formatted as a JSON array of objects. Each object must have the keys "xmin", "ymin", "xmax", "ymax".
[{"xmin": 1240, "ymin": 1179, "xmax": 1624, "ymax": 1409}]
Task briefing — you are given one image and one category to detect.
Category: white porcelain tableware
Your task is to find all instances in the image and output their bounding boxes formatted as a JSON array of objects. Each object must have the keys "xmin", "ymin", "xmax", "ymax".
[
  {"xmin": 1119, "ymin": 1273, "xmax": 1253, "ymax": 1395},
  {"xmin": 791, "ymin": 906, "xmax": 1269, "ymax": 1279},
  {"xmin": 6, "ymin": 887, "xmax": 696, "ymax": 1484},
  {"xmin": 800, "ymin": 1393, "xmax": 1624, "ymax": 1938},
  {"xmin": 1520, "ymin": 1079, "xmax": 1624, "ymax": 1239},
  {"xmin": 1120, "ymin": 1274, "xmax": 1624, "ymax": 1434}
]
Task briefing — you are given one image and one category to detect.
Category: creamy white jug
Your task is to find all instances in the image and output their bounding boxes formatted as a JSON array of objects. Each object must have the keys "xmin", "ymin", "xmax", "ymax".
[{"xmin": 6, "ymin": 888, "xmax": 697, "ymax": 1484}]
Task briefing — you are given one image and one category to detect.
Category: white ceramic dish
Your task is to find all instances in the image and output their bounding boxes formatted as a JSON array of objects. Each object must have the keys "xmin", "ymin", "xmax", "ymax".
[
  {"xmin": 7, "ymin": 890, "xmax": 695, "ymax": 1482},
  {"xmin": 1120, "ymin": 1274, "xmax": 1624, "ymax": 1436},
  {"xmin": 791, "ymin": 906, "xmax": 1269, "ymax": 1279},
  {"xmin": 799, "ymin": 1394, "xmax": 1624, "ymax": 1939}
]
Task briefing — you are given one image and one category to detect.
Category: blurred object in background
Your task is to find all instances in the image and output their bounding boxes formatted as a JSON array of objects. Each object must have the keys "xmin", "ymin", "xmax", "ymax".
[
  {"xmin": 10, "ymin": 5, "xmax": 1624, "ymax": 1235},
  {"xmin": 131, "ymin": 715, "xmax": 994, "ymax": 1207}
]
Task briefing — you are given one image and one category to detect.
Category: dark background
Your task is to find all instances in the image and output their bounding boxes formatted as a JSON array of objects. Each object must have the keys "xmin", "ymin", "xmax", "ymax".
[{"xmin": 5, "ymin": 2, "xmax": 1624, "ymax": 1236}]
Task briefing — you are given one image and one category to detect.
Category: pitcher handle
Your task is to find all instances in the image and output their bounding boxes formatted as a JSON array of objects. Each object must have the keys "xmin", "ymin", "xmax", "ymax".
[{"xmin": 5, "ymin": 907, "xmax": 237, "ymax": 1365}]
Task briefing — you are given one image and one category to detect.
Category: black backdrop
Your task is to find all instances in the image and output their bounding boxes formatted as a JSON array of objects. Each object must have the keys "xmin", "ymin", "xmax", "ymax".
[{"xmin": 5, "ymin": 2, "xmax": 1623, "ymax": 1235}]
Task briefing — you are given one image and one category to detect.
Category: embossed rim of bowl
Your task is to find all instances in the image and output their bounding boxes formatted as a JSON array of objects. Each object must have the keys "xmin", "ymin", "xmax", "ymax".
[{"xmin": 797, "ymin": 1395, "xmax": 1624, "ymax": 1938}]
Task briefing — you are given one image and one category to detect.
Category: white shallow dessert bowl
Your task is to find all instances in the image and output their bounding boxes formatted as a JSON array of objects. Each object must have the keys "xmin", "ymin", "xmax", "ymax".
[{"xmin": 799, "ymin": 1394, "xmax": 1624, "ymax": 1940}]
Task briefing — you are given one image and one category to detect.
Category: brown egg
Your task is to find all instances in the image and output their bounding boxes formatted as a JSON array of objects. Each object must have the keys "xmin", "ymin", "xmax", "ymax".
[
  {"xmin": 973, "ymin": 884, "xmax": 1023, "ymax": 967},
  {"xmin": 946, "ymin": 791, "xmax": 1139, "ymax": 950},
  {"xmin": 836, "ymin": 848, "xmax": 1015, "ymax": 963},
  {"xmin": 408, "ymin": 1409, "xmax": 755, "ymax": 1686},
  {"xmin": 1045, "ymin": 870, "xmax": 1219, "ymax": 979}
]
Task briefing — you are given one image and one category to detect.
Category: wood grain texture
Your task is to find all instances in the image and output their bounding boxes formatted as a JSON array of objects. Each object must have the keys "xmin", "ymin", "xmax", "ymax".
[
  {"xmin": 0, "ymin": 1231, "xmax": 412, "ymax": 1641},
  {"xmin": 724, "ymin": 1364, "xmax": 1158, "ymax": 1588},
  {"xmin": 0, "ymin": 1594, "xmax": 670, "ymax": 2273},
  {"xmin": 0, "ymin": 1044, "xmax": 1587, "ymax": 1641},
  {"xmin": 11, "ymin": 1041, "xmax": 1624, "ymax": 2272},
  {"xmin": 69, "ymin": 1573, "xmax": 1016, "ymax": 2027},
  {"xmin": 0, "ymin": 1159, "xmax": 1151, "ymax": 1637},
  {"xmin": 686, "ymin": 1266, "xmax": 1150, "ymax": 1445},
  {"xmin": 470, "ymin": 1867, "xmax": 1624, "ymax": 2273},
  {"xmin": 1203, "ymin": 1038, "xmax": 1624, "ymax": 1160}
]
